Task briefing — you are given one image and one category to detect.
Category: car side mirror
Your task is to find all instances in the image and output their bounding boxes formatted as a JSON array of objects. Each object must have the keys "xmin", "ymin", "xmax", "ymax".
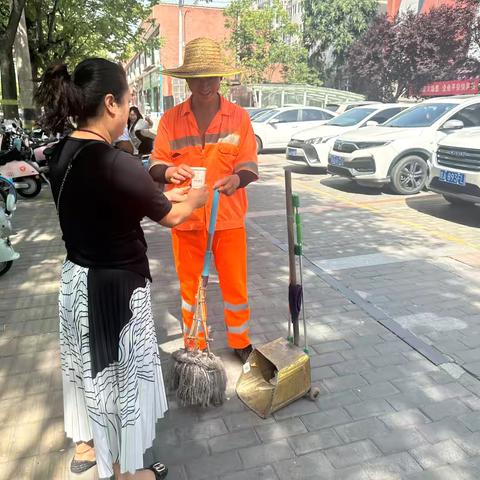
[
  {"xmin": 269, "ymin": 118, "xmax": 280, "ymax": 125},
  {"xmin": 441, "ymin": 119, "xmax": 464, "ymax": 131},
  {"xmin": 365, "ymin": 120, "xmax": 379, "ymax": 127}
]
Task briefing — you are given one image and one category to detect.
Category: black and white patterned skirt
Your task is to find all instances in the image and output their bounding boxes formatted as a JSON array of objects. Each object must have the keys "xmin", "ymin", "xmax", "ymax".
[{"xmin": 59, "ymin": 260, "xmax": 168, "ymax": 478}]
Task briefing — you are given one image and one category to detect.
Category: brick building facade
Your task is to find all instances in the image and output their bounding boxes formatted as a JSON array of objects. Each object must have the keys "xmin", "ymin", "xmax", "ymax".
[{"xmin": 125, "ymin": 3, "xmax": 229, "ymax": 117}]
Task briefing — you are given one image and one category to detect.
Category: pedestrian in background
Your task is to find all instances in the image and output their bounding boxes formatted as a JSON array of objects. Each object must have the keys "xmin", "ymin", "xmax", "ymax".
[
  {"xmin": 128, "ymin": 106, "xmax": 154, "ymax": 155},
  {"xmin": 114, "ymin": 125, "xmax": 134, "ymax": 154},
  {"xmin": 35, "ymin": 57, "xmax": 208, "ymax": 480}
]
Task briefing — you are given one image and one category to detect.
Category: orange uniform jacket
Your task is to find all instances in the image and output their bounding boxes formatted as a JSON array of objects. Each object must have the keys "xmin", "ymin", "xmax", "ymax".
[
  {"xmin": 150, "ymin": 96, "xmax": 258, "ymax": 350},
  {"xmin": 150, "ymin": 96, "xmax": 258, "ymax": 230}
]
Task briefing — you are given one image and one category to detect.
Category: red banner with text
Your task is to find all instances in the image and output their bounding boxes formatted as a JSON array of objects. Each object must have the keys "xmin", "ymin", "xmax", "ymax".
[{"xmin": 418, "ymin": 78, "xmax": 479, "ymax": 97}]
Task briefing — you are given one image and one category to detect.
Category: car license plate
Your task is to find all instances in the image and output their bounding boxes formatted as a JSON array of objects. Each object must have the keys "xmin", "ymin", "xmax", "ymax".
[
  {"xmin": 287, "ymin": 147, "xmax": 303, "ymax": 157},
  {"xmin": 439, "ymin": 169, "xmax": 465, "ymax": 186},
  {"xmin": 329, "ymin": 154, "xmax": 344, "ymax": 167}
]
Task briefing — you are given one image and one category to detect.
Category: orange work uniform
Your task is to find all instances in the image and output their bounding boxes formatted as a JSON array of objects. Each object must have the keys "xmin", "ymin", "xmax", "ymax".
[{"xmin": 151, "ymin": 96, "xmax": 258, "ymax": 349}]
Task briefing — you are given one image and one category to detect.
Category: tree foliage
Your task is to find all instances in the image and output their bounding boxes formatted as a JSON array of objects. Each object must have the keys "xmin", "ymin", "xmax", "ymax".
[
  {"xmin": 24, "ymin": 0, "xmax": 153, "ymax": 79},
  {"xmin": 347, "ymin": 3, "xmax": 480, "ymax": 101},
  {"xmin": 303, "ymin": 0, "xmax": 378, "ymax": 78},
  {"xmin": 224, "ymin": 0, "xmax": 318, "ymax": 84}
]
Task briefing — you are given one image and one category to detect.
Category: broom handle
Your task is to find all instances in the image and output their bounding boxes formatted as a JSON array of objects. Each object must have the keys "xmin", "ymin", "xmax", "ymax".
[{"xmin": 202, "ymin": 189, "xmax": 220, "ymax": 278}]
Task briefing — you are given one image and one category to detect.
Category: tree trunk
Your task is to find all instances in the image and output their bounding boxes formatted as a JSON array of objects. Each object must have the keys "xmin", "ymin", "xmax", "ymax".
[
  {"xmin": 1, "ymin": 0, "xmax": 27, "ymax": 119},
  {"xmin": 0, "ymin": 49, "xmax": 19, "ymax": 119}
]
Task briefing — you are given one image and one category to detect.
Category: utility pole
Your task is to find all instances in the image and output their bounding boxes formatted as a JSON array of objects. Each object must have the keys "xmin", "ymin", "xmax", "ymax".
[{"xmin": 178, "ymin": 0, "xmax": 184, "ymax": 65}]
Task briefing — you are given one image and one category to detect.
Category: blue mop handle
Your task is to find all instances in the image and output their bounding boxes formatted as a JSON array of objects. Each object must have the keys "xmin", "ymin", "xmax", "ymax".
[{"xmin": 202, "ymin": 189, "xmax": 220, "ymax": 277}]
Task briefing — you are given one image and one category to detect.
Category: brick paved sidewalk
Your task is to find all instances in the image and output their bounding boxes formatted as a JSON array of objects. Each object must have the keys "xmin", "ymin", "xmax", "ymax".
[{"xmin": 3, "ymin": 160, "xmax": 480, "ymax": 479}]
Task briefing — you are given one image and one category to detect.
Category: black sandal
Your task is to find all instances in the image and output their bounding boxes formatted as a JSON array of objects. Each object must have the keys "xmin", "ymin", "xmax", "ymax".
[
  {"xmin": 70, "ymin": 458, "xmax": 97, "ymax": 474},
  {"xmin": 147, "ymin": 462, "xmax": 168, "ymax": 479}
]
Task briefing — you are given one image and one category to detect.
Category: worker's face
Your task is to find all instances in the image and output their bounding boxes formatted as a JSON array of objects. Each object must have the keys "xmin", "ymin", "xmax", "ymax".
[{"xmin": 187, "ymin": 77, "xmax": 221, "ymax": 102}]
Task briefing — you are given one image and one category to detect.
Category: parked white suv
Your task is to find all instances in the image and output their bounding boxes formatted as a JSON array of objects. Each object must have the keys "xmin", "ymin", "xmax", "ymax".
[
  {"xmin": 327, "ymin": 96, "xmax": 480, "ymax": 194},
  {"xmin": 428, "ymin": 127, "xmax": 480, "ymax": 204},
  {"xmin": 287, "ymin": 104, "xmax": 408, "ymax": 169}
]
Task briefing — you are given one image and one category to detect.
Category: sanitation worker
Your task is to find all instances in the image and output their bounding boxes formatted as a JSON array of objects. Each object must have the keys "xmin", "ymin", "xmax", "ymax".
[{"xmin": 149, "ymin": 37, "xmax": 258, "ymax": 363}]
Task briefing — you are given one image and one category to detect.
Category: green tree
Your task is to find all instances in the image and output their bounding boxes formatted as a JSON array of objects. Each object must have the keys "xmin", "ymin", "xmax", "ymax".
[
  {"xmin": 224, "ymin": 0, "xmax": 318, "ymax": 84},
  {"xmin": 24, "ymin": 0, "xmax": 153, "ymax": 81},
  {"xmin": 303, "ymin": 0, "xmax": 378, "ymax": 83},
  {"xmin": 347, "ymin": 4, "xmax": 480, "ymax": 101},
  {"xmin": 1, "ymin": 0, "xmax": 26, "ymax": 119}
]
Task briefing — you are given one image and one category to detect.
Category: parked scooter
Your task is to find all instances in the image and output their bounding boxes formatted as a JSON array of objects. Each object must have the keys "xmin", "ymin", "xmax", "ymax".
[
  {"xmin": 0, "ymin": 176, "xmax": 19, "ymax": 276},
  {"xmin": 0, "ymin": 150, "xmax": 46, "ymax": 198},
  {"xmin": 0, "ymin": 125, "xmax": 48, "ymax": 197}
]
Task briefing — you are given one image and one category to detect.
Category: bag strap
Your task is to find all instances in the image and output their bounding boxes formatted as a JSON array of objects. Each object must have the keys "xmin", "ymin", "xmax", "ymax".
[{"xmin": 55, "ymin": 140, "xmax": 105, "ymax": 215}]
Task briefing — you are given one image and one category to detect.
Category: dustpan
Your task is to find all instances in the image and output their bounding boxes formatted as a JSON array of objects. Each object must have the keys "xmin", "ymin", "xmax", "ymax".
[
  {"xmin": 236, "ymin": 168, "xmax": 320, "ymax": 417},
  {"xmin": 236, "ymin": 338, "xmax": 311, "ymax": 418}
]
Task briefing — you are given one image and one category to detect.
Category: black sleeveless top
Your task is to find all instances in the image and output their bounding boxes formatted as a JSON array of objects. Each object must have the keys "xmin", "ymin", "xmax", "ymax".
[{"xmin": 49, "ymin": 137, "xmax": 172, "ymax": 280}]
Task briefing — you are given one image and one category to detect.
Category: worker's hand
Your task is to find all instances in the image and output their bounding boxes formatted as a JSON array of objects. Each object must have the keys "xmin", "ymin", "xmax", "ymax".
[
  {"xmin": 187, "ymin": 185, "xmax": 209, "ymax": 209},
  {"xmin": 164, "ymin": 186, "xmax": 190, "ymax": 203},
  {"xmin": 166, "ymin": 164, "xmax": 194, "ymax": 184},
  {"xmin": 213, "ymin": 174, "xmax": 240, "ymax": 196}
]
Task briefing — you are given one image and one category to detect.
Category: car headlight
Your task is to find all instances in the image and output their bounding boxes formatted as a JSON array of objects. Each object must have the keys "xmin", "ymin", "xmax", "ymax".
[
  {"xmin": 356, "ymin": 141, "xmax": 393, "ymax": 149},
  {"xmin": 305, "ymin": 135, "xmax": 335, "ymax": 145}
]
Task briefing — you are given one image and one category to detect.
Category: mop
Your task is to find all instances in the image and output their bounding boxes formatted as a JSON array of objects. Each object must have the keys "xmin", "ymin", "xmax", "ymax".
[{"xmin": 168, "ymin": 189, "xmax": 227, "ymax": 407}]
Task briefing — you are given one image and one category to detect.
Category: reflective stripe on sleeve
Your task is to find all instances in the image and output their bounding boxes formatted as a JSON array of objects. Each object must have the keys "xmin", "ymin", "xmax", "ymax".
[{"xmin": 234, "ymin": 161, "xmax": 258, "ymax": 175}]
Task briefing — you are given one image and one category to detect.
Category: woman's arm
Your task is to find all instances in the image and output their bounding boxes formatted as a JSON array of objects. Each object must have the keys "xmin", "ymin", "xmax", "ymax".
[{"xmin": 159, "ymin": 187, "xmax": 208, "ymax": 227}]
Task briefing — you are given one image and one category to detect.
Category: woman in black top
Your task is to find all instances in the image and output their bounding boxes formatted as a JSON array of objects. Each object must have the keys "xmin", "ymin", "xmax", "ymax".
[{"xmin": 35, "ymin": 58, "xmax": 208, "ymax": 480}]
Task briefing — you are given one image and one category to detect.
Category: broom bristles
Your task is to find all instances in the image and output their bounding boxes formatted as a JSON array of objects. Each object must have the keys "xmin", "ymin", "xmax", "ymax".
[{"xmin": 168, "ymin": 348, "xmax": 227, "ymax": 407}]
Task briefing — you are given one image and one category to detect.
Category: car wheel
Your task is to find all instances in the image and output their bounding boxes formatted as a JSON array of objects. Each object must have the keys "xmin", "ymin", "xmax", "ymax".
[
  {"xmin": 390, "ymin": 155, "xmax": 428, "ymax": 195},
  {"xmin": 255, "ymin": 136, "xmax": 263, "ymax": 154},
  {"xmin": 443, "ymin": 194, "xmax": 474, "ymax": 206}
]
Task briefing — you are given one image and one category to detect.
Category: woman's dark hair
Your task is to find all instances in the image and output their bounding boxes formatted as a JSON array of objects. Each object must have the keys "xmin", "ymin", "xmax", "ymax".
[
  {"xmin": 128, "ymin": 106, "xmax": 143, "ymax": 130},
  {"xmin": 34, "ymin": 58, "xmax": 128, "ymax": 134}
]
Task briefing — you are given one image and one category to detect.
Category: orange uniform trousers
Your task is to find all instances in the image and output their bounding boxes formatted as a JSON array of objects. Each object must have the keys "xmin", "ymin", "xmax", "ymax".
[{"xmin": 172, "ymin": 227, "xmax": 250, "ymax": 350}]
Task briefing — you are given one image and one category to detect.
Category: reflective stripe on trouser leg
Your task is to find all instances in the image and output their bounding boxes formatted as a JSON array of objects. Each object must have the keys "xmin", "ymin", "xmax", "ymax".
[
  {"xmin": 172, "ymin": 229, "xmax": 208, "ymax": 350},
  {"xmin": 213, "ymin": 227, "xmax": 251, "ymax": 349},
  {"xmin": 224, "ymin": 303, "xmax": 250, "ymax": 348}
]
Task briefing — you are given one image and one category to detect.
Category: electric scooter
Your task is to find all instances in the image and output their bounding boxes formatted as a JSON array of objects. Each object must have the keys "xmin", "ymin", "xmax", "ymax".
[{"xmin": 0, "ymin": 176, "xmax": 19, "ymax": 276}]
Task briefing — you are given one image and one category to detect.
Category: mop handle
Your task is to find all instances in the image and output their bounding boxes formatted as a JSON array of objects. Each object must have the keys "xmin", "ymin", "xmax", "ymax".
[
  {"xmin": 292, "ymin": 194, "xmax": 303, "ymax": 256},
  {"xmin": 202, "ymin": 189, "xmax": 220, "ymax": 277}
]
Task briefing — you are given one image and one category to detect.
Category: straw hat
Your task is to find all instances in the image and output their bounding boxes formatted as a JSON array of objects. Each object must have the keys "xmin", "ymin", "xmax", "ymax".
[{"xmin": 161, "ymin": 37, "xmax": 241, "ymax": 78}]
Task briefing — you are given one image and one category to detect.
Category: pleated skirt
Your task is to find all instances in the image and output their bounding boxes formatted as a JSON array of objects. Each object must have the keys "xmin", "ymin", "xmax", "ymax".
[{"xmin": 59, "ymin": 260, "xmax": 168, "ymax": 478}]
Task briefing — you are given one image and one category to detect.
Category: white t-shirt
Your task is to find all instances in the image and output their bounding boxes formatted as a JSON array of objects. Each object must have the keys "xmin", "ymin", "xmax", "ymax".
[
  {"xmin": 129, "ymin": 119, "xmax": 150, "ymax": 153},
  {"xmin": 114, "ymin": 126, "xmax": 131, "ymax": 144}
]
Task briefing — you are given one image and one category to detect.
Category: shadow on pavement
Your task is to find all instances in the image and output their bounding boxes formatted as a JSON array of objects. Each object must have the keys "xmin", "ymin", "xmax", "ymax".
[
  {"xmin": 406, "ymin": 195, "xmax": 480, "ymax": 228},
  {"xmin": 320, "ymin": 177, "xmax": 387, "ymax": 196}
]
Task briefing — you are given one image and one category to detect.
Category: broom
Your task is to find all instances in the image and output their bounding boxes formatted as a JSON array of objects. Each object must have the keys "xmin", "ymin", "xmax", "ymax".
[{"xmin": 168, "ymin": 189, "xmax": 227, "ymax": 407}]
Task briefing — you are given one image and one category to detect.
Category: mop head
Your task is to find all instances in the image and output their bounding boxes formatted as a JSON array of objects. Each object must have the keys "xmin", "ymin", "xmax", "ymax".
[{"xmin": 168, "ymin": 349, "xmax": 227, "ymax": 407}]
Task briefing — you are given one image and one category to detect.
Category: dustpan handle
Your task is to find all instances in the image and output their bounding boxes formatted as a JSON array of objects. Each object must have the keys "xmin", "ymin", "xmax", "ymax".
[{"xmin": 202, "ymin": 189, "xmax": 220, "ymax": 277}]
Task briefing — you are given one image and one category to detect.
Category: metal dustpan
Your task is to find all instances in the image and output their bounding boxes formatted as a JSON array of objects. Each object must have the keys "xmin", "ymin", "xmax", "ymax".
[
  {"xmin": 236, "ymin": 337, "xmax": 311, "ymax": 418},
  {"xmin": 236, "ymin": 167, "xmax": 319, "ymax": 418}
]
